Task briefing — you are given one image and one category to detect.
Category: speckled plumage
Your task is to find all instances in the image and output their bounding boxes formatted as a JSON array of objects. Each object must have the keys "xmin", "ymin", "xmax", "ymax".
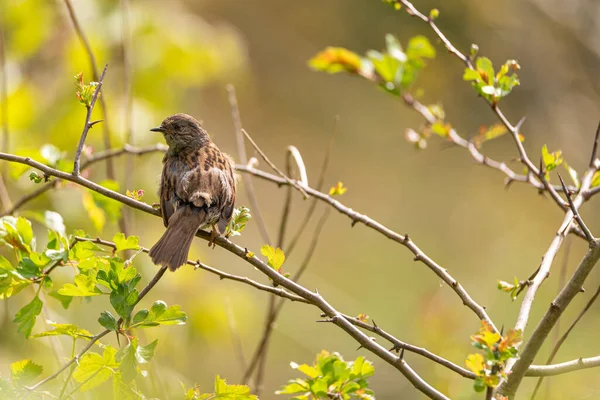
[{"xmin": 148, "ymin": 113, "xmax": 236, "ymax": 271}]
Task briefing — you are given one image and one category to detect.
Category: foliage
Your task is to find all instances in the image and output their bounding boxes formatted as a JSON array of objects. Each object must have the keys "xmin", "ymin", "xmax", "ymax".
[
  {"xmin": 465, "ymin": 322, "xmax": 522, "ymax": 392},
  {"xmin": 226, "ymin": 206, "xmax": 252, "ymax": 238},
  {"xmin": 309, "ymin": 34, "xmax": 435, "ymax": 97},
  {"xmin": 184, "ymin": 375, "xmax": 258, "ymax": 400},
  {"xmin": 462, "ymin": 58, "xmax": 520, "ymax": 106},
  {"xmin": 276, "ymin": 351, "xmax": 375, "ymax": 400}
]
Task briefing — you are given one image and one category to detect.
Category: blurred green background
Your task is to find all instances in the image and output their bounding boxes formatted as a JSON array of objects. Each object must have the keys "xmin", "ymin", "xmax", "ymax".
[{"xmin": 1, "ymin": 0, "xmax": 600, "ymax": 399}]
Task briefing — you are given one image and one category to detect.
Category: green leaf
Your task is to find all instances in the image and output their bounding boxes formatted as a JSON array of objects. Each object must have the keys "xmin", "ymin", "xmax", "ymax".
[
  {"xmin": 32, "ymin": 322, "xmax": 92, "ymax": 340},
  {"xmin": 110, "ymin": 284, "xmax": 139, "ymax": 320},
  {"xmin": 291, "ymin": 362, "xmax": 319, "ymax": 379},
  {"xmin": 72, "ymin": 346, "xmax": 119, "ymax": 392},
  {"xmin": 98, "ymin": 311, "xmax": 119, "ymax": 331},
  {"xmin": 117, "ymin": 338, "xmax": 139, "ymax": 383},
  {"xmin": 113, "ymin": 233, "xmax": 140, "ymax": 252},
  {"xmin": 48, "ymin": 290, "xmax": 73, "ymax": 309},
  {"xmin": 131, "ymin": 300, "xmax": 187, "ymax": 328},
  {"xmin": 260, "ymin": 245, "xmax": 286, "ymax": 272},
  {"xmin": 213, "ymin": 375, "xmax": 257, "ymax": 399},
  {"xmin": 10, "ymin": 359, "xmax": 43, "ymax": 386},
  {"xmin": 13, "ymin": 296, "xmax": 43, "ymax": 337},
  {"xmin": 226, "ymin": 206, "xmax": 252, "ymax": 238},
  {"xmin": 475, "ymin": 57, "xmax": 494, "ymax": 85},
  {"xmin": 136, "ymin": 340, "xmax": 158, "ymax": 364},
  {"xmin": 57, "ymin": 272, "xmax": 103, "ymax": 297},
  {"xmin": 541, "ymin": 144, "xmax": 563, "ymax": 177},
  {"xmin": 462, "ymin": 68, "xmax": 481, "ymax": 82},
  {"xmin": 0, "ymin": 256, "xmax": 30, "ymax": 299},
  {"xmin": 406, "ymin": 35, "xmax": 435, "ymax": 61},
  {"xmin": 16, "ymin": 217, "xmax": 34, "ymax": 246}
]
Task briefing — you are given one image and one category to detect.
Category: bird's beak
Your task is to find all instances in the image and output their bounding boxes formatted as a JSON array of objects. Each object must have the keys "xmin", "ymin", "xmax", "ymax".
[{"xmin": 150, "ymin": 126, "xmax": 166, "ymax": 133}]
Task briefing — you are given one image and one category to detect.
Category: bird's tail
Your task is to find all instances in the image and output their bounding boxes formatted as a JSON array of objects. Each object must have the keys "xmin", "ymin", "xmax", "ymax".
[{"xmin": 149, "ymin": 206, "xmax": 206, "ymax": 271}]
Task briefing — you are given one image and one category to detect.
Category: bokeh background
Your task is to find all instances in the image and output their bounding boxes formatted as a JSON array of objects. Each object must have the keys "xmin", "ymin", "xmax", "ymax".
[{"xmin": 1, "ymin": 0, "xmax": 600, "ymax": 399}]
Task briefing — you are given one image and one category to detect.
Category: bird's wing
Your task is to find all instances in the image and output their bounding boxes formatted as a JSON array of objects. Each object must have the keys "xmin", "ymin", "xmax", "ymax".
[{"xmin": 173, "ymin": 146, "xmax": 236, "ymax": 233}]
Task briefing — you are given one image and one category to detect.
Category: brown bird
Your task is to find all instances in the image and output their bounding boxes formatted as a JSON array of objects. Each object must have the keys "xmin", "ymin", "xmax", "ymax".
[{"xmin": 148, "ymin": 113, "xmax": 236, "ymax": 271}]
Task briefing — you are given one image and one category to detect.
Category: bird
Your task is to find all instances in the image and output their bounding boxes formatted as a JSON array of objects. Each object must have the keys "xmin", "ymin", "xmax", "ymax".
[{"xmin": 148, "ymin": 113, "xmax": 236, "ymax": 271}]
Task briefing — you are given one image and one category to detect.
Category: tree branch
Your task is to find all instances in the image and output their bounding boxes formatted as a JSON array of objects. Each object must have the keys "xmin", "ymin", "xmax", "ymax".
[
  {"xmin": 236, "ymin": 164, "xmax": 498, "ymax": 332},
  {"xmin": 497, "ymin": 239, "xmax": 600, "ymax": 397},
  {"xmin": 63, "ymin": 0, "xmax": 115, "ymax": 179},
  {"xmin": 531, "ymin": 282, "xmax": 600, "ymax": 399},
  {"xmin": 73, "ymin": 63, "xmax": 108, "ymax": 176},
  {"xmin": 525, "ymin": 355, "xmax": 600, "ymax": 377},
  {"xmin": 395, "ymin": 0, "xmax": 568, "ymax": 213},
  {"xmin": 226, "ymin": 84, "xmax": 272, "ymax": 244}
]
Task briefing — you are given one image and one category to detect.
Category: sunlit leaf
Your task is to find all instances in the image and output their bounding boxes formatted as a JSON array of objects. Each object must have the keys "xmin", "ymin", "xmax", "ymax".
[
  {"xmin": 10, "ymin": 359, "xmax": 43, "ymax": 386},
  {"xmin": 72, "ymin": 346, "xmax": 119, "ymax": 391},
  {"xmin": 13, "ymin": 296, "xmax": 43, "ymax": 338},
  {"xmin": 260, "ymin": 245, "xmax": 286, "ymax": 272}
]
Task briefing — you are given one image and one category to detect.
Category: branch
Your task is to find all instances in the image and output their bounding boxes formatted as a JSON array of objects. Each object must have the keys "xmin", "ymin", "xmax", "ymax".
[
  {"xmin": 558, "ymin": 174, "xmax": 595, "ymax": 242},
  {"xmin": 63, "ymin": 0, "xmax": 115, "ymax": 179},
  {"xmin": 531, "ymin": 282, "xmax": 600, "ymax": 399},
  {"xmin": 0, "ymin": 151, "xmax": 465, "ymax": 398},
  {"xmin": 497, "ymin": 239, "xmax": 600, "ymax": 398},
  {"xmin": 72, "ymin": 236, "xmax": 309, "ymax": 304},
  {"xmin": 241, "ymin": 128, "xmax": 309, "ymax": 199},
  {"xmin": 73, "ymin": 63, "xmax": 108, "ymax": 176},
  {"xmin": 243, "ymin": 208, "xmax": 330, "ymax": 385},
  {"xmin": 226, "ymin": 84, "xmax": 272, "ymax": 244},
  {"xmin": 525, "ymin": 356, "xmax": 600, "ymax": 377},
  {"xmin": 286, "ymin": 116, "xmax": 339, "ymax": 257},
  {"xmin": 590, "ymin": 120, "xmax": 600, "ymax": 168},
  {"xmin": 236, "ymin": 164, "xmax": 498, "ymax": 332},
  {"xmin": 402, "ymin": 94, "xmax": 572, "ymax": 195},
  {"xmin": 396, "ymin": 0, "xmax": 568, "ymax": 213},
  {"xmin": 2, "ymin": 144, "xmax": 166, "ymax": 216}
]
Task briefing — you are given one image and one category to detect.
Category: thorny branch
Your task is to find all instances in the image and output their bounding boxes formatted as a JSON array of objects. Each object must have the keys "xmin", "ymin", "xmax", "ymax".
[
  {"xmin": 72, "ymin": 63, "xmax": 108, "ymax": 176},
  {"xmin": 63, "ymin": 0, "xmax": 115, "ymax": 180}
]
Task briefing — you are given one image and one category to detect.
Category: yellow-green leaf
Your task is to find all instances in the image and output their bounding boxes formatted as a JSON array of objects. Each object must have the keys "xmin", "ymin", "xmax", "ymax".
[{"xmin": 260, "ymin": 245, "xmax": 286, "ymax": 272}]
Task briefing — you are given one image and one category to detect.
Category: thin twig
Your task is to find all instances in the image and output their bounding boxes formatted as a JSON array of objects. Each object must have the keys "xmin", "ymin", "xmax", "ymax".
[
  {"xmin": 589, "ymin": 120, "xmax": 600, "ymax": 168},
  {"xmin": 3, "ymin": 144, "xmax": 166, "ymax": 216},
  {"xmin": 525, "ymin": 355, "xmax": 600, "ymax": 377},
  {"xmin": 63, "ymin": 0, "xmax": 115, "ymax": 179},
  {"xmin": 73, "ymin": 236, "xmax": 308, "ymax": 304},
  {"xmin": 396, "ymin": 0, "xmax": 568, "ymax": 213},
  {"xmin": 236, "ymin": 164, "xmax": 498, "ymax": 332},
  {"xmin": 244, "ymin": 208, "xmax": 331, "ymax": 385},
  {"xmin": 73, "ymin": 63, "xmax": 108, "ymax": 176},
  {"xmin": 0, "ymin": 150, "xmax": 496, "ymax": 335},
  {"xmin": 558, "ymin": 174, "xmax": 595, "ymax": 242},
  {"xmin": 241, "ymin": 128, "xmax": 309, "ymax": 199},
  {"xmin": 530, "ymin": 283, "xmax": 600, "ymax": 399},
  {"xmin": 226, "ymin": 84, "xmax": 272, "ymax": 244},
  {"xmin": 497, "ymin": 237, "xmax": 600, "ymax": 397},
  {"xmin": 286, "ymin": 116, "xmax": 339, "ymax": 257}
]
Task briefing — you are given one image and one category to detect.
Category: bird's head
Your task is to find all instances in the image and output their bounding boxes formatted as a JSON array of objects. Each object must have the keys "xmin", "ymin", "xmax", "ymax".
[{"xmin": 150, "ymin": 113, "xmax": 210, "ymax": 151}]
